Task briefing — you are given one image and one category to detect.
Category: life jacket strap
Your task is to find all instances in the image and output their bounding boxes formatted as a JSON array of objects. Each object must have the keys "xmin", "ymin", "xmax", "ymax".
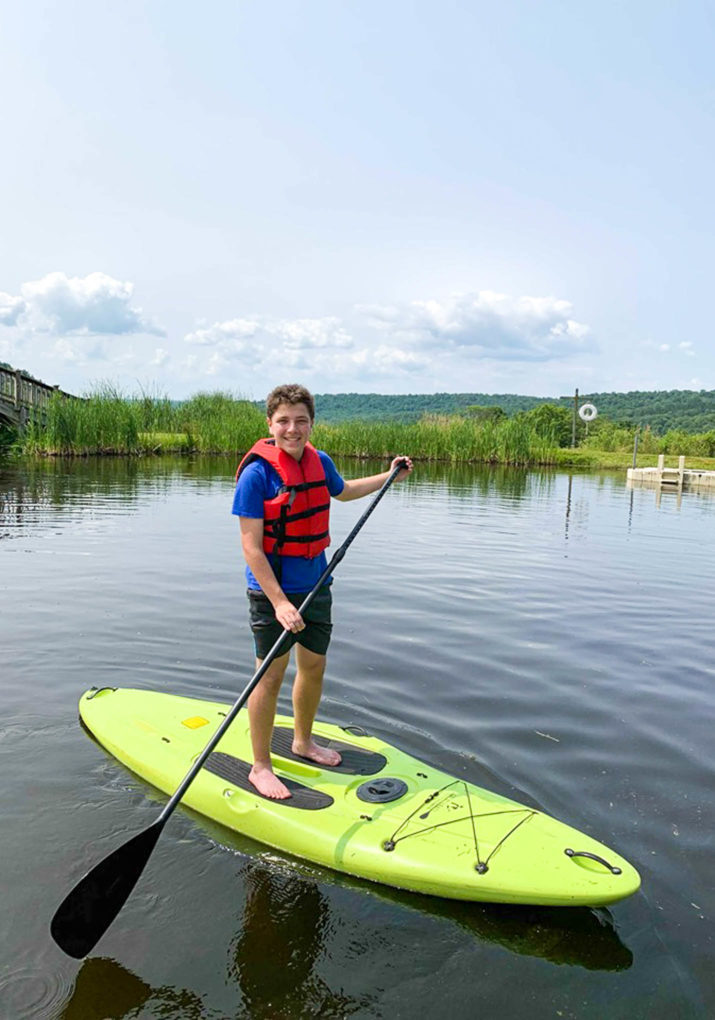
[
  {"xmin": 278, "ymin": 479, "xmax": 326, "ymax": 494},
  {"xmin": 264, "ymin": 529, "xmax": 330, "ymax": 544},
  {"xmin": 265, "ymin": 502, "xmax": 331, "ymax": 527}
]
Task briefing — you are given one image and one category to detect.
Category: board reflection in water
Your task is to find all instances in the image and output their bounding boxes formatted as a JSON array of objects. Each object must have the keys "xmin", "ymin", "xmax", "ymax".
[{"xmin": 230, "ymin": 861, "xmax": 372, "ymax": 1019}]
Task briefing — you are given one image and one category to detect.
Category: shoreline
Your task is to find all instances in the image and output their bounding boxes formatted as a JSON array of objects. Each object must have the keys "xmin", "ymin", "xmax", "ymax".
[{"xmin": 5, "ymin": 446, "xmax": 715, "ymax": 473}]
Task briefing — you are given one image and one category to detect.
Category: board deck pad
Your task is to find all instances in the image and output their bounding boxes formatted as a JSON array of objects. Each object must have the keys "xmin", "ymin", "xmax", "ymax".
[
  {"xmin": 203, "ymin": 752, "xmax": 334, "ymax": 809},
  {"xmin": 271, "ymin": 727, "xmax": 387, "ymax": 775}
]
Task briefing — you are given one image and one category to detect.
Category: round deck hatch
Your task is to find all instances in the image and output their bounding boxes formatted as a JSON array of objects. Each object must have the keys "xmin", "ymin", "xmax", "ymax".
[{"xmin": 356, "ymin": 778, "xmax": 408, "ymax": 803}]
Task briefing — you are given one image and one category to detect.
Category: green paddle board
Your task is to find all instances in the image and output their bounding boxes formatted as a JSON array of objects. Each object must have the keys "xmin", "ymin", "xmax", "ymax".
[{"xmin": 79, "ymin": 687, "xmax": 640, "ymax": 907}]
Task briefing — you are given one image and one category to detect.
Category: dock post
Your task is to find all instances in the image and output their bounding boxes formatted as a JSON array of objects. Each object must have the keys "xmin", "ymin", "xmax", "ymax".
[{"xmin": 657, "ymin": 453, "xmax": 664, "ymax": 486}]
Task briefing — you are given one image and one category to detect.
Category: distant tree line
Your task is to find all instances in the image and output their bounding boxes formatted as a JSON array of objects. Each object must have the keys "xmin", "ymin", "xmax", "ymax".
[
  {"xmin": 305, "ymin": 389, "xmax": 715, "ymax": 435},
  {"xmin": 307, "ymin": 392, "xmax": 551, "ymax": 423}
]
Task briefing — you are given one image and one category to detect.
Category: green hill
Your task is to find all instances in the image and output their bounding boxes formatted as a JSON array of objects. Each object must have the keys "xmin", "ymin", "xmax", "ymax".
[
  {"xmin": 306, "ymin": 390, "xmax": 715, "ymax": 434},
  {"xmin": 312, "ymin": 392, "xmax": 550, "ymax": 423}
]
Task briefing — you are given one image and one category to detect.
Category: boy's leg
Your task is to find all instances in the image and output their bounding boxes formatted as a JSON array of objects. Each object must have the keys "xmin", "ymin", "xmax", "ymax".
[
  {"xmin": 292, "ymin": 644, "xmax": 341, "ymax": 766},
  {"xmin": 248, "ymin": 649, "xmax": 292, "ymax": 799}
]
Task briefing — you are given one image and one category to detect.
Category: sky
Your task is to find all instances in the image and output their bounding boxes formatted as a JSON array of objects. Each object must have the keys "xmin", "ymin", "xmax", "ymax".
[{"xmin": 1, "ymin": 0, "xmax": 714, "ymax": 400}]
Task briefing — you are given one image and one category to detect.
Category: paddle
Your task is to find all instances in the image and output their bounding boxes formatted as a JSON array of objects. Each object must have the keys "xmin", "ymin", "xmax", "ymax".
[{"xmin": 50, "ymin": 458, "xmax": 409, "ymax": 959}]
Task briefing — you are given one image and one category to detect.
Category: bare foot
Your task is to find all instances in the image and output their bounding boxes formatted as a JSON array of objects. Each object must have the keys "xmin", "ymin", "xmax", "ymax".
[
  {"xmin": 248, "ymin": 763, "xmax": 292, "ymax": 800},
  {"xmin": 292, "ymin": 739, "xmax": 342, "ymax": 768}
]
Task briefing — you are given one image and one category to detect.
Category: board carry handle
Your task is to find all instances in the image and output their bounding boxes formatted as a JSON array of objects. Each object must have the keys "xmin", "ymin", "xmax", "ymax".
[{"xmin": 565, "ymin": 848, "xmax": 622, "ymax": 875}]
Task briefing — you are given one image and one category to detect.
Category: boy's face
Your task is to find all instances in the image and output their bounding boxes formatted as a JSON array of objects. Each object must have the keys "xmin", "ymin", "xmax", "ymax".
[{"xmin": 267, "ymin": 402, "xmax": 313, "ymax": 460}]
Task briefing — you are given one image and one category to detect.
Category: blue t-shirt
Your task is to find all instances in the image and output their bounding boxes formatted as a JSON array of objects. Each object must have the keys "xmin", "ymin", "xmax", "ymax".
[{"xmin": 232, "ymin": 451, "xmax": 345, "ymax": 592}]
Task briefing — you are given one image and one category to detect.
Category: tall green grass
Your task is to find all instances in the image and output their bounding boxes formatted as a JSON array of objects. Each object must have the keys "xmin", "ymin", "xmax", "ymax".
[
  {"xmin": 22, "ymin": 388, "xmax": 560, "ymax": 463},
  {"xmin": 178, "ymin": 392, "xmax": 265, "ymax": 453},
  {"xmin": 581, "ymin": 422, "xmax": 715, "ymax": 458},
  {"xmin": 23, "ymin": 385, "xmax": 142, "ymax": 455},
  {"xmin": 21, "ymin": 387, "xmax": 715, "ymax": 466},
  {"xmin": 0, "ymin": 422, "xmax": 16, "ymax": 453},
  {"xmin": 22, "ymin": 386, "xmax": 265, "ymax": 456},
  {"xmin": 312, "ymin": 413, "xmax": 557, "ymax": 465}
]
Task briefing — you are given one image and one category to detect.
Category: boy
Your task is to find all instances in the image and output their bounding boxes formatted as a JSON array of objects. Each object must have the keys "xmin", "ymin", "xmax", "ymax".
[{"xmin": 233, "ymin": 383, "xmax": 412, "ymax": 799}]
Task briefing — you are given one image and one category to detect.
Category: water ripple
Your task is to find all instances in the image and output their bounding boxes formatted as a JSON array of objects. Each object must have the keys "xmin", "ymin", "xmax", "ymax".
[
  {"xmin": 2, "ymin": 461, "xmax": 714, "ymax": 1017},
  {"xmin": 0, "ymin": 964, "xmax": 72, "ymax": 1020}
]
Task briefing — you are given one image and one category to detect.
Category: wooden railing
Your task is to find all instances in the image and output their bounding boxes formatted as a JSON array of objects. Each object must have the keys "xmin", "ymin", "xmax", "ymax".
[{"xmin": 0, "ymin": 366, "xmax": 75, "ymax": 427}]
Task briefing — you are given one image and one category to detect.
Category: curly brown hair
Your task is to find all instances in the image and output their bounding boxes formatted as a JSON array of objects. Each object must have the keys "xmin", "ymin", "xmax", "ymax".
[{"xmin": 266, "ymin": 384, "xmax": 315, "ymax": 421}]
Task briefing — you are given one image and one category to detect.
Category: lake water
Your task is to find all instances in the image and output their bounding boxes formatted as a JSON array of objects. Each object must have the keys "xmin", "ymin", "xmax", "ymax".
[{"xmin": 1, "ymin": 456, "xmax": 713, "ymax": 1019}]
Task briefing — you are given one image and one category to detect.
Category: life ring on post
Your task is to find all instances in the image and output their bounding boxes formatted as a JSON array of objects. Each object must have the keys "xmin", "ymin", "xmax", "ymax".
[{"xmin": 578, "ymin": 403, "xmax": 598, "ymax": 422}]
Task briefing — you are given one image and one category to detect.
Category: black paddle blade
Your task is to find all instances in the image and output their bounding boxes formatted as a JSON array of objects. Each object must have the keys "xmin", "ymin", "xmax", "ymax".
[{"xmin": 50, "ymin": 820, "xmax": 165, "ymax": 959}]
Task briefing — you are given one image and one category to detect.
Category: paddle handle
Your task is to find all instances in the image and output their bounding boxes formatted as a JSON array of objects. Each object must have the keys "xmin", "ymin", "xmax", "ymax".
[{"xmin": 158, "ymin": 458, "xmax": 408, "ymax": 821}]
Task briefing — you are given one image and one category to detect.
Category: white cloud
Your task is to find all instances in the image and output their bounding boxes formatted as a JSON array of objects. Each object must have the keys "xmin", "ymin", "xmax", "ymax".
[
  {"xmin": 185, "ymin": 318, "xmax": 258, "ymax": 348},
  {"xmin": 1, "ymin": 272, "xmax": 164, "ymax": 336},
  {"xmin": 183, "ymin": 320, "xmax": 265, "ymax": 381},
  {"xmin": 202, "ymin": 351, "xmax": 227, "ymax": 376},
  {"xmin": 0, "ymin": 291, "xmax": 25, "ymax": 326},
  {"xmin": 183, "ymin": 314, "xmax": 358, "ymax": 383},
  {"xmin": 53, "ymin": 339, "xmax": 82, "ymax": 362},
  {"xmin": 351, "ymin": 344, "xmax": 428, "ymax": 372},
  {"xmin": 264, "ymin": 317, "xmax": 353, "ymax": 350},
  {"xmin": 150, "ymin": 347, "xmax": 170, "ymax": 366},
  {"xmin": 359, "ymin": 291, "xmax": 592, "ymax": 362},
  {"xmin": 185, "ymin": 315, "xmax": 352, "ymax": 354},
  {"xmin": 178, "ymin": 290, "xmax": 592, "ymax": 391},
  {"xmin": 5, "ymin": 286, "xmax": 596, "ymax": 396},
  {"xmin": 49, "ymin": 337, "xmax": 114, "ymax": 367},
  {"xmin": 640, "ymin": 339, "xmax": 695, "ymax": 359},
  {"xmin": 0, "ymin": 336, "xmax": 17, "ymax": 361}
]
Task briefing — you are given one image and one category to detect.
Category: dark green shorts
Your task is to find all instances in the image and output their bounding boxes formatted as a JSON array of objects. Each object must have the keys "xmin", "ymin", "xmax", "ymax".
[{"xmin": 247, "ymin": 586, "xmax": 333, "ymax": 659}]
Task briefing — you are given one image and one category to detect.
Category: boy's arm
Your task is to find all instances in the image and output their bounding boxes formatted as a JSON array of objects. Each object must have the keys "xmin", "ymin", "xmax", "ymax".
[
  {"xmin": 239, "ymin": 517, "xmax": 305, "ymax": 633},
  {"xmin": 335, "ymin": 456, "xmax": 412, "ymax": 502}
]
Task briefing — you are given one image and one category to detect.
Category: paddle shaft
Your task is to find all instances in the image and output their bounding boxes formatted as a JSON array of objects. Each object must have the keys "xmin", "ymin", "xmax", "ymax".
[{"xmin": 158, "ymin": 458, "xmax": 407, "ymax": 821}]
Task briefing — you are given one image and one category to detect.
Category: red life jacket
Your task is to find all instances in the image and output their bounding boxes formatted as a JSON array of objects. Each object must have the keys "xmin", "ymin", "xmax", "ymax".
[{"xmin": 235, "ymin": 439, "xmax": 331, "ymax": 559}]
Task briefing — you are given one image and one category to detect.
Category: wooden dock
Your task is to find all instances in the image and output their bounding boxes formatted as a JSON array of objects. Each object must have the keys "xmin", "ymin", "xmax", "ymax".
[
  {"xmin": 627, "ymin": 455, "xmax": 715, "ymax": 493},
  {"xmin": 0, "ymin": 366, "xmax": 74, "ymax": 429}
]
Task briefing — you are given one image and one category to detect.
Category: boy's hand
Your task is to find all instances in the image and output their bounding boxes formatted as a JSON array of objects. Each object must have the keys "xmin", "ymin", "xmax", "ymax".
[
  {"xmin": 391, "ymin": 456, "xmax": 413, "ymax": 480},
  {"xmin": 275, "ymin": 599, "xmax": 305, "ymax": 633}
]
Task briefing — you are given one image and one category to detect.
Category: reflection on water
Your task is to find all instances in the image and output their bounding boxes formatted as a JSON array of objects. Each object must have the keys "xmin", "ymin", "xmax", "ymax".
[
  {"xmin": 0, "ymin": 455, "xmax": 563, "ymax": 530},
  {"xmin": 2, "ymin": 455, "xmax": 714, "ymax": 1019},
  {"xmin": 230, "ymin": 863, "xmax": 370, "ymax": 1020},
  {"xmin": 0, "ymin": 455, "xmax": 240, "ymax": 539},
  {"xmin": 403, "ymin": 896, "xmax": 633, "ymax": 972},
  {"xmin": 53, "ymin": 861, "xmax": 633, "ymax": 1020},
  {"xmin": 60, "ymin": 956, "xmax": 206, "ymax": 1020},
  {"xmin": 230, "ymin": 858, "xmax": 633, "ymax": 979}
]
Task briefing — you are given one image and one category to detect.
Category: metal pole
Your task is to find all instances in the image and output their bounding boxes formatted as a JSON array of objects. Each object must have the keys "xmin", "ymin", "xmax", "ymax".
[
  {"xmin": 572, "ymin": 388, "xmax": 578, "ymax": 448},
  {"xmin": 632, "ymin": 428, "xmax": 640, "ymax": 469}
]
